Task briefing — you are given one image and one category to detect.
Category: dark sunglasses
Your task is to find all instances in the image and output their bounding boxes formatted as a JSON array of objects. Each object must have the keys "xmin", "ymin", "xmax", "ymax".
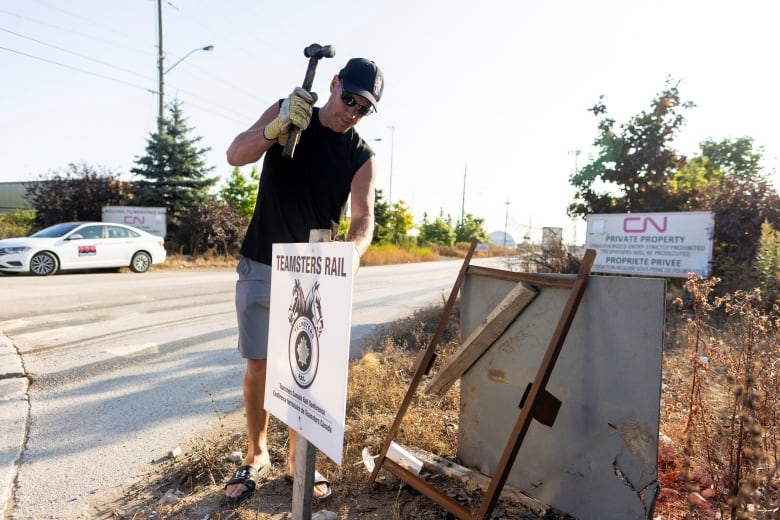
[{"xmin": 339, "ymin": 81, "xmax": 373, "ymax": 116}]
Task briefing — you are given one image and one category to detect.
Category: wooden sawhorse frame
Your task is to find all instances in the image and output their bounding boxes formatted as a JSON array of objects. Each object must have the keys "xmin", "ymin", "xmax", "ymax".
[{"xmin": 367, "ymin": 242, "xmax": 596, "ymax": 519}]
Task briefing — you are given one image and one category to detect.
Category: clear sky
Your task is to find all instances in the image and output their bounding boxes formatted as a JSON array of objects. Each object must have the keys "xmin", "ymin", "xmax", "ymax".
[{"xmin": 2, "ymin": 0, "xmax": 778, "ymax": 245}]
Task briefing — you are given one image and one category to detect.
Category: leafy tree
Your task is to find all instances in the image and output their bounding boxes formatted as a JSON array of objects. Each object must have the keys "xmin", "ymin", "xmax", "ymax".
[
  {"xmin": 455, "ymin": 213, "xmax": 489, "ymax": 244},
  {"xmin": 25, "ymin": 162, "xmax": 131, "ymax": 229},
  {"xmin": 669, "ymin": 156, "xmax": 714, "ymax": 209},
  {"xmin": 131, "ymin": 100, "xmax": 217, "ymax": 245},
  {"xmin": 417, "ymin": 213, "xmax": 455, "ymax": 246},
  {"xmin": 681, "ymin": 138, "xmax": 780, "ymax": 287},
  {"xmin": 699, "ymin": 137, "xmax": 762, "ymax": 179},
  {"xmin": 673, "ymin": 137, "xmax": 764, "ymax": 206},
  {"xmin": 568, "ymin": 79, "xmax": 694, "ymax": 219},
  {"xmin": 178, "ymin": 199, "xmax": 248, "ymax": 256},
  {"xmin": 220, "ymin": 166, "xmax": 259, "ymax": 218},
  {"xmin": 385, "ymin": 200, "xmax": 415, "ymax": 245}
]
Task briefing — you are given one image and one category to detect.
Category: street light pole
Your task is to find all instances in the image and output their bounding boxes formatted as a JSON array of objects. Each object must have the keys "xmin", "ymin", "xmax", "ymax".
[
  {"xmin": 164, "ymin": 45, "xmax": 215, "ymax": 75},
  {"xmin": 155, "ymin": 1, "xmax": 213, "ymax": 133}
]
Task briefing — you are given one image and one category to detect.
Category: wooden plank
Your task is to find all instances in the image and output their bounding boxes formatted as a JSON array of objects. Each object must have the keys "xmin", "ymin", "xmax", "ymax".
[
  {"xmin": 424, "ymin": 281, "xmax": 538, "ymax": 397},
  {"xmin": 404, "ymin": 445, "xmax": 552, "ymax": 515},
  {"xmin": 291, "ymin": 436, "xmax": 316, "ymax": 519},
  {"xmin": 382, "ymin": 458, "xmax": 472, "ymax": 520},
  {"xmin": 467, "ymin": 265, "xmax": 577, "ymax": 288}
]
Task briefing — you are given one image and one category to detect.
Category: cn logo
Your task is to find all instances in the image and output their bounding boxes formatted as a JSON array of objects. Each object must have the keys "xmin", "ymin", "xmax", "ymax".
[
  {"xmin": 623, "ymin": 216, "xmax": 667, "ymax": 233},
  {"xmin": 123, "ymin": 216, "xmax": 145, "ymax": 225}
]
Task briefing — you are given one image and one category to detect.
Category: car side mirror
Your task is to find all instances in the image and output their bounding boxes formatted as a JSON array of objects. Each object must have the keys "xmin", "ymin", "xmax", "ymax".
[{"xmin": 68, "ymin": 234, "xmax": 84, "ymax": 240}]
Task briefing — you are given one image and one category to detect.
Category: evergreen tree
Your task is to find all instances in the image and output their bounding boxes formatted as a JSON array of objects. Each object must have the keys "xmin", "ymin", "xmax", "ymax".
[
  {"xmin": 131, "ymin": 100, "xmax": 217, "ymax": 244},
  {"xmin": 372, "ymin": 189, "xmax": 391, "ymax": 243}
]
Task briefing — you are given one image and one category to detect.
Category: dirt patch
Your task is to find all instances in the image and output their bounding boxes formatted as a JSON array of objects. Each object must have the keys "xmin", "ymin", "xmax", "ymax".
[{"xmin": 89, "ymin": 408, "xmax": 570, "ymax": 520}]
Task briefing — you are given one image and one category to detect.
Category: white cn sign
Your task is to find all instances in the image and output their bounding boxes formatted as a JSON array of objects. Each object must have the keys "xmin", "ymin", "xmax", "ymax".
[
  {"xmin": 102, "ymin": 206, "xmax": 167, "ymax": 238},
  {"xmin": 585, "ymin": 211, "xmax": 714, "ymax": 278},
  {"xmin": 265, "ymin": 242, "xmax": 355, "ymax": 465}
]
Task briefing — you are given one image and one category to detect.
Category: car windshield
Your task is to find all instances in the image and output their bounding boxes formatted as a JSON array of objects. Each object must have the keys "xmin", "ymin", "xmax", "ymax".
[{"xmin": 30, "ymin": 223, "xmax": 83, "ymax": 238}]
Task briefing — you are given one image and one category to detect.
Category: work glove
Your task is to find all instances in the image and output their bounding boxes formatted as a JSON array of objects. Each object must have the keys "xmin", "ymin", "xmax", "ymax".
[{"xmin": 263, "ymin": 87, "xmax": 317, "ymax": 145}]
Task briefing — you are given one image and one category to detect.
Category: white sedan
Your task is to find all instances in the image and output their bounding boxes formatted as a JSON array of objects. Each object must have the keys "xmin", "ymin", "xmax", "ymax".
[{"xmin": 0, "ymin": 222, "xmax": 167, "ymax": 276}]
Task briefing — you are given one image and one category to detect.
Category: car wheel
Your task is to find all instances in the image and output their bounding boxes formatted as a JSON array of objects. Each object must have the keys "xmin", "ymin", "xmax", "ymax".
[
  {"xmin": 130, "ymin": 251, "xmax": 152, "ymax": 273},
  {"xmin": 30, "ymin": 252, "xmax": 59, "ymax": 276}
]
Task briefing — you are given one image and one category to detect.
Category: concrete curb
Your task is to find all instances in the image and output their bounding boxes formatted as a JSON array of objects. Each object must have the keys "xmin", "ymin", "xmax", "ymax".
[{"xmin": 0, "ymin": 334, "xmax": 28, "ymax": 517}]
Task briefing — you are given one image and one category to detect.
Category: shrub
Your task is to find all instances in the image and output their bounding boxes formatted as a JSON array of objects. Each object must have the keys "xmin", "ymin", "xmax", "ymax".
[{"xmin": 0, "ymin": 209, "xmax": 35, "ymax": 239}]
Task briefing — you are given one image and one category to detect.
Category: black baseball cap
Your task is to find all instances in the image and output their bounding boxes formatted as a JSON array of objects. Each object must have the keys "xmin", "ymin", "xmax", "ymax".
[{"xmin": 338, "ymin": 58, "xmax": 384, "ymax": 111}]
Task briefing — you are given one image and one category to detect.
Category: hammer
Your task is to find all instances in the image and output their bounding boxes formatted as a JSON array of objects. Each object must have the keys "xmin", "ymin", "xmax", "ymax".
[{"xmin": 282, "ymin": 43, "xmax": 336, "ymax": 159}]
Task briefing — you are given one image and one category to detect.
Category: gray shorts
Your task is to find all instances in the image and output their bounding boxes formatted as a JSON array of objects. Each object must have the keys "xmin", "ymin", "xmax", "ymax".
[{"xmin": 235, "ymin": 256, "xmax": 272, "ymax": 359}]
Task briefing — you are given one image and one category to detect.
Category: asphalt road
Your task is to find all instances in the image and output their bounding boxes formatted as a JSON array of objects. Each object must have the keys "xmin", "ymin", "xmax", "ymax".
[{"xmin": 0, "ymin": 258, "xmax": 499, "ymax": 519}]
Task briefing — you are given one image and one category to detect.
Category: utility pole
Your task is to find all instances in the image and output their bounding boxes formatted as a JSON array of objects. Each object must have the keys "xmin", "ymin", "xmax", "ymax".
[
  {"xmin": 156, "ymin": 0, "xmax": 164, "ymax": 134},
  {"xmin": 460, "ymin": 164, "xmax": 467, "ymax": 225},
  {"xmin": 155, "ymin": 0, "xmax": 213, "ymax": 135}
]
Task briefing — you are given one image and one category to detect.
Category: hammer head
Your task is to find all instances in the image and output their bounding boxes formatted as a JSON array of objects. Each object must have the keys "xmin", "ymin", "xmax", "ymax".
[{"xmin": 304, "ymin": 43, "xmax": 336, "ymax": 59}]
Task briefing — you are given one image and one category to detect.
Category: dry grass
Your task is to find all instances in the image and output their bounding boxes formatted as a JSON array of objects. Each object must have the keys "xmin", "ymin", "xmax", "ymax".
[
  {"xmin": 656, "ymin": 276, "xmax": 780, "ymax": 519},
  {"xmin": 359, "ymin": 244, "xmax": 441, "ymax": 266},
  {"xmin": 160, "ymin": 252, "xmax": 238, "ymax": 270}
]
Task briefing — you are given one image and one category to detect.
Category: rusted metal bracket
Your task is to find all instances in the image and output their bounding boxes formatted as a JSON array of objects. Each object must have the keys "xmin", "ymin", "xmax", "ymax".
[
  {"xmin": 367, "ymin": 248, "xmax": 597, "ymax": 520},
  {"xmin": 518, "ymin": 382, "xmax": 561, "ymax": 428}
]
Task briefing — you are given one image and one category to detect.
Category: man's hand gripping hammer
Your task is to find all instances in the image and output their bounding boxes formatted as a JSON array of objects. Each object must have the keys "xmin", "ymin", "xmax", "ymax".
[{"xmin": 282, "ymin": 43, "xmax": 336, "ymax": 159}]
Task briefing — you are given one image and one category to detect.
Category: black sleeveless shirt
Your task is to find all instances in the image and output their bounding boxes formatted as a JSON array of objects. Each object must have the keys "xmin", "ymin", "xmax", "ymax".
[{"xmin": 239, "ymin": 107, "xmax": 374, "ymax": 265}]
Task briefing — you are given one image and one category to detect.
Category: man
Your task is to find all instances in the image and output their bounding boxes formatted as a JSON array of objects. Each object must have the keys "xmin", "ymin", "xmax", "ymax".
[{"xmin": 224, "ymin": 57, "xmax": 384, "ymax": 505}]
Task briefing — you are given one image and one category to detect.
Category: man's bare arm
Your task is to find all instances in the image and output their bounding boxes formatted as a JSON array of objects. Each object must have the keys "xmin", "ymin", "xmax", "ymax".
[
  {"xmin": 226, "ymin": 103, "xmax": 280, "ymax": 166},
  {"xmin": 347, "ymin": 156, "xmax": 377, "ymax": 255}
]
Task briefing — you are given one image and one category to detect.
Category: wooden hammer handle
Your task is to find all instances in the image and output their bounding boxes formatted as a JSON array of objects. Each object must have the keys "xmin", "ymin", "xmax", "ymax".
[{"xmin": 282, "ymin": 57, "xmax": 320, "ymax": 159}]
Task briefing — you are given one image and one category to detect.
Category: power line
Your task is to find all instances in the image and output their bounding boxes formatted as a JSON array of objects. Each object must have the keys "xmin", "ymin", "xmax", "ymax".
[
  {"xmin": 0, "ymin": 45, "xmax": 154, "ymax": 93},
  {"xmin": 0, "ymin": 27, "xmax": 154, "ymax": 81},
  {"xmin": 0, "ymin": 7, "xmax": 151, "ymax": 56},
  {"xmin": 1, "ymin": 4, "xmax": 265, "ymax": 126},
  {"xmin": 172, "ymin": 59, "xmax": 265, "ymax": 105}
]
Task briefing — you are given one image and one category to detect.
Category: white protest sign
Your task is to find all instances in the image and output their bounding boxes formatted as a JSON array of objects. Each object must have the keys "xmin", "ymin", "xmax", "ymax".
[
  {"xmin": 585, "ymin": 211, "xmax": 714, "ymax": 278},
  {"xmin": 264, "ymin": 241, "xmax": 355, "ymax": 465}
]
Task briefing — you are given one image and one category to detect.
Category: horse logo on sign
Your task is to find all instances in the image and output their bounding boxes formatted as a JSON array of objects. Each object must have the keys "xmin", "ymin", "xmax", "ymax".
[{"xmin": 287, "ymin": 279, "xmax": 324, "ymax": 388}]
